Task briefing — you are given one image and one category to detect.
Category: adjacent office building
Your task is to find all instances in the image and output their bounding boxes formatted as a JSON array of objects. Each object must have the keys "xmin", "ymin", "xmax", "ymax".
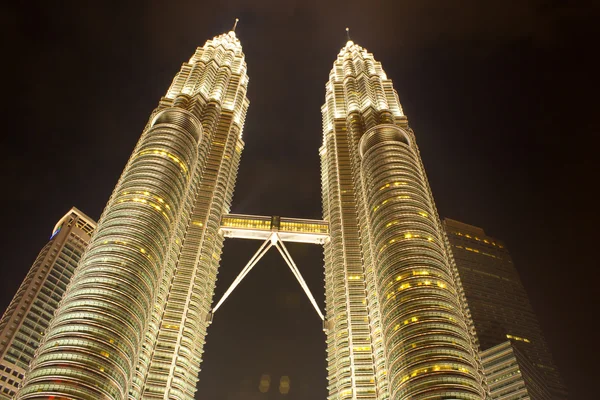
[
  {"xmin": 444, "ymin": 218, "xmax": 567, "ymax": 399},
  {"xmin": 481, "ymin": 341, "xmax": 554, "ymax": 399},
  {"xmin": 0, "ymin": 208, "xmax": 95, "ymax": 398},
  {"xmin": 319, "ymin": 40, "xmax": 487, "ymax": 399}
]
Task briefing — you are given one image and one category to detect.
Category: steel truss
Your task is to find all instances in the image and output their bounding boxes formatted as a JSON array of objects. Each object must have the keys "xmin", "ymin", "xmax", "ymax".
[{"xmin": 211, "ymin": 232, "xmax": 324, "ymax": 321}]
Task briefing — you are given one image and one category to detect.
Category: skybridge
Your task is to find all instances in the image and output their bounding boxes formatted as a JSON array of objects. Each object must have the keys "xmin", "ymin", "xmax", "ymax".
[
  {"xmin": 220, "ymin": 214, "xmax": 329, "ymax": 244},
  {"xmin": 212, "ymin": 214, "xmax": 330, "ymax": 322}
]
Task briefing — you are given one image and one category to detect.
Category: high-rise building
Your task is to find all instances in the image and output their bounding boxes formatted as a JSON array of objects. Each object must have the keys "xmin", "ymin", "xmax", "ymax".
[
  {"xmin": 443, "ymin": 218, "xmax": 567, "ymax": 399},
  {"xmin": 481, "ymin": 341, "xmax": 553, "ymax": 400},
  {"xmin": 0, "ymin": 208, "xmax": 95, "ymax": 399},
  {"xmin": 16, "ymin": 28, "xmax": 249, "ymax": 400},
  {"xmin": 13, "ymin": 28, "xmax": 493, "ymax": 400},
  {"xmin": 319, "ymin": 39, "xmax": 488, "ymax": 399}
]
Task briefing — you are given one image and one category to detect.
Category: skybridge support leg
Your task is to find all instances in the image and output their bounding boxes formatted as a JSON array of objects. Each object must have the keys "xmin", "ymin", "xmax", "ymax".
[
  {"xmin": 212, "ymin": 236, "xmax": 273, "ymax": 314},
  {"xmin": 274, "ymin": 239, "xmax": 325, "ymax": 321},
  {"xmin": 211, "ymin": 233, "xmax": 324, "ymax": 322}
]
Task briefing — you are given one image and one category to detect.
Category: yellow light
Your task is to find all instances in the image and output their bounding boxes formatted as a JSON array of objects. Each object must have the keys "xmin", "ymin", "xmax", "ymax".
[
  {"xmin": 259, "ymin": 374, "xmax": 271, "ymax": 393},
  {"xmin": 279, "ymin": 376, "xmax": 290, "ymax": 394}
]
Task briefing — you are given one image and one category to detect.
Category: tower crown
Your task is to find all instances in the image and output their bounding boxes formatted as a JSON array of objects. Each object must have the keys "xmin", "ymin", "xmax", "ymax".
[
  {"xmin": 322, "ymin": 39, "xmax": 404, "ymax": 132},
  {"xmin": 164, "ymin": 27, "xmax": 249, "ymax": 125},
  {"xmin": 200, "ymin": 29, "xmax": 243, "ymax": 54}
]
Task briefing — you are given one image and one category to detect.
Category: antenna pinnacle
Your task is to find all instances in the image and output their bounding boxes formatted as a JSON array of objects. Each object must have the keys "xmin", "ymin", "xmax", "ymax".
[
  {"xmin": 232, "ymin": 18, "xmax": 239, "ymax": 32},
  {"xmin": 346, "ymin": 27, "xmax": 351, "ymax": 41}
]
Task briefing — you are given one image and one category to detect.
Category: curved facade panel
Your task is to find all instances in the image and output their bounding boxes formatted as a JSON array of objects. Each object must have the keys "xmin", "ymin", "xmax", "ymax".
[
  {"xmin": 361, "ymin": 126, "xmax": 484, "ymax": 399},
  {"xmin": 17, "ymin": 113, "xmax": 201, "ymax": 400}
]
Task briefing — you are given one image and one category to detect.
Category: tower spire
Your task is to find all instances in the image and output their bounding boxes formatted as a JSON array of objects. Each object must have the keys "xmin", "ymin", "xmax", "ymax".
[
  {"xmin": 232, "ymin": 18, "xmax": 239, "ymax": 32},
  {"xmin": 345, "ymin": 27, "xmax": 351, "ymax": 41}
]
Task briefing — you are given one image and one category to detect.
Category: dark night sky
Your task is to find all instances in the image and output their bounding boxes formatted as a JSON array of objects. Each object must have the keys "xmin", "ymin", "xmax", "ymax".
[{"xmin": 1, "ymin": 1, "xmax": 598, "ymax": 399}]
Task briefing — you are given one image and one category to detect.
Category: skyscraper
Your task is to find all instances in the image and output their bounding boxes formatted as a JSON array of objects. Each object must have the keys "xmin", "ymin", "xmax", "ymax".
[
  {"xmin": 13, "ymin": 28, "xmax": 493, "ymax": 400},
  {"xmin": 16, "ymin": 28, "xmax": 249, "ymax": 400},
  {"xmin": 0, "ymin": 208, "xmax": 95, "ymax": 399},
  {"xmin": 481, "ymin": 341, "xmax": 554, "ymax": 399},
  {"xmin": 443, "ymin": 218, "xmax": 567, "ymax": 399},
  {"xmin": 319, "ymin": 39, "xmax": 487, "ymax": 399}
]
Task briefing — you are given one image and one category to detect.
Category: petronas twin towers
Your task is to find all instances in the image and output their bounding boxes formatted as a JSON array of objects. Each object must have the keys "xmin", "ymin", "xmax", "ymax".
[{"xmin": 16, "ymin": 28, "xmax": 489, "ymax": 399}]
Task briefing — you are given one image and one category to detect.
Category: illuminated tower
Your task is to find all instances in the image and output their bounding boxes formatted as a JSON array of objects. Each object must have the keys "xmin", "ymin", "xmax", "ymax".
[
  {"xmin": 16, "ymin": 26, "xmax": 249, "ymax": 400},
  {"xmin": 0, "ymin": 208, "xmax": 95, "ymax": 399},
  {"xmin": 320, "ymin": 36, "xmax": 488, "ymax": 399}
]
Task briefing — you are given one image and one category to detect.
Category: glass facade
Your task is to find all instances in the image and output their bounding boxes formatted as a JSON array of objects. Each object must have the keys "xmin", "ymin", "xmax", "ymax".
[
  {"xmin": 0, "ymin": 208, "xmax": 96, "ymax": 399},
  {"xmin": 481, "ymin": 341, "xmax": 553, "ymax": 400},
  {"xmin": 320, "ymin": 41, "xmax": 488, "ymax": 399},
  {"xmin": 444, "ymin": 218, "xmax": 568, "ymax": 399}
]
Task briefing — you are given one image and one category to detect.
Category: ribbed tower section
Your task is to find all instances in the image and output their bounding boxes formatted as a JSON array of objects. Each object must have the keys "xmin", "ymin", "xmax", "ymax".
[
  {"xmin": 134, "ymin": 30, "xmax": 248, "ymax": 400},
  {"xmin": 320, "ymin": 40, "xmax": 488, "ymax": 399},
  {"xmin": 16, "ymin": 30, "xmax": 248, "ymax": 400}
]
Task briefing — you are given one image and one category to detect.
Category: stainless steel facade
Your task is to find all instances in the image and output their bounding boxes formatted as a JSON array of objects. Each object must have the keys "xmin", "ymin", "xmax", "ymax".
[
  {"xmin": 16, "ymin": 30, "xmax": 248, "ymax": 400},
  {"xmin": 443, "ymin": 218, "xmax": 567, "ymax": 399},
  {"xmin": 320, "ymin": 41, "xmax": 487, "ymax": 399},
  {"xmin": 0, "ymin": 208, "xmax": 96, "ymax": 399}
]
